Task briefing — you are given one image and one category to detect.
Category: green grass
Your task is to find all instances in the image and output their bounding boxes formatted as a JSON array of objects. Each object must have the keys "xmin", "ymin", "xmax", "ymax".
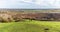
[{"xmin": 0, "ymin": 20, "xmax": 60, "ymax": 32}]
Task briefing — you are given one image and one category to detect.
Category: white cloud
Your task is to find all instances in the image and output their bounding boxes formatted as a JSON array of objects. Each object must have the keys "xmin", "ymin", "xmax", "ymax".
[
  {"xmin": 22, "ymin": 0, "xmax": 32, "ymax": 3},
  {"xmin": 45, "ymin": 0, "xmax": 55, "ymax": 4},
  {"xmin": 54, "ymin": 0, "xmax": 60, "ymax": 6},
  {"xmin": 0, "ymin": 0, "xmax": 7, "ymax": 8},
  {"xmin": 33, "ymin": 0, "xmax": 43, "ymax": 4},
  {"xmin": 33, "ymin": 0, "xmax": 55, "ymax": 5},
  {"xmin": 0, "ymin": 0, "xmax": 60, "ymax": 9}
]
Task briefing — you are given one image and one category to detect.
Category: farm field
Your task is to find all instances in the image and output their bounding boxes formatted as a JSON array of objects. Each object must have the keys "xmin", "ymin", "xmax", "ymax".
[{"xmin": 0, "ymin": 20, "xmax": 60, "ymax": 32}]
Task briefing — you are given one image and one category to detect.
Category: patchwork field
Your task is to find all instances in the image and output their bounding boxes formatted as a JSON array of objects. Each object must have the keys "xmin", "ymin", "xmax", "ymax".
[{"xmin": 0, "ymin": 20, "xmax": 60, "ymax": 32}]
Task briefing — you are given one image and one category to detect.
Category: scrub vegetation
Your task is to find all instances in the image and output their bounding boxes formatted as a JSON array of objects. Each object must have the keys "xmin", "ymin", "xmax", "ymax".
[{"xmin": 0, "ymin": 9, "xmax": 60, "ymax": 32}]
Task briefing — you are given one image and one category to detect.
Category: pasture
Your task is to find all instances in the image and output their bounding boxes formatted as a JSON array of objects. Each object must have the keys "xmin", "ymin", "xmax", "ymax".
[{"xmin": 0, "ymin": 20, "xmax": 60, "ymax": 32}]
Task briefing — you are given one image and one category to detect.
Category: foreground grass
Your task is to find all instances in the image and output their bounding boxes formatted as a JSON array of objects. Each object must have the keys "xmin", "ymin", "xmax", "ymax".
[{"xmin": 0, "ymin": 20, "xmax": 60, "ymax": 32}]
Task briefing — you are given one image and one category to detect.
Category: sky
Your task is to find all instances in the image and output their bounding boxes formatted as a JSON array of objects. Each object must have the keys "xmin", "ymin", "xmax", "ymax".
[{"xmin": 0, "ymin": 0, "xmax": 60, "ymax": 9}]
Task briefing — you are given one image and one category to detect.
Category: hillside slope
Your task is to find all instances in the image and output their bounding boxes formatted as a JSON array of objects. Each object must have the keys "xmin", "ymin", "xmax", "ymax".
[{"xmin": 0, "ymin": 20, "xmax": 60, "ymax": 32}]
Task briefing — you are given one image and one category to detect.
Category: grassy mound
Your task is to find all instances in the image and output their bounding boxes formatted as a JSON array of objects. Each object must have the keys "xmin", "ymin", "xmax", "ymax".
[{"xmin": 0, "ymin": 20, "xmax": 60, "ymax": 32}]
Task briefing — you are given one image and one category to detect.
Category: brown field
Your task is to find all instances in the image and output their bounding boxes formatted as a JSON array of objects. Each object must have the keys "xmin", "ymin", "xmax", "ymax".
[{"xmin": 0, "ymin": 9, "xmax": 60, "ymax": 22}]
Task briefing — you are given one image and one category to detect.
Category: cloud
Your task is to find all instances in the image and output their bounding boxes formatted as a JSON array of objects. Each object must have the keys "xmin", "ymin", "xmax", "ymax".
[
  {"xmin": 0, "ymin": 0, "xmax": 60, "ymax": 9},
  {"xmin": 22, "ymin": 0, "xmax": 32, "ymax": 3},
  {"xmin": 0, "ymin": 0, "xmax": 40, "ymax": 9}
]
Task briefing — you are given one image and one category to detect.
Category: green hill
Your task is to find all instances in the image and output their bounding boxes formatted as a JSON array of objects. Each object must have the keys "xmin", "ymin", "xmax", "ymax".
[{"xmin": 0, "ymin": 20, "xmax": 60, "ymax": 32}]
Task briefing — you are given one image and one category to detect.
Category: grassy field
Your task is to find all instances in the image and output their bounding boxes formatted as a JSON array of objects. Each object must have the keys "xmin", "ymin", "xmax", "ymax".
[{"xmin": 0, "ymin": 20, "xmax": 60, "ymax": 32}]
